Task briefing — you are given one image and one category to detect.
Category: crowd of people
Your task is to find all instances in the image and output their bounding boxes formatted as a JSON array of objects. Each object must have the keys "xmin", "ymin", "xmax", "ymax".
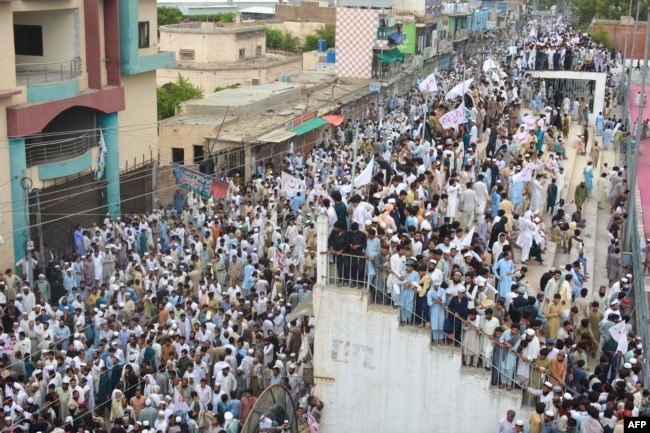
[{"xmin": 0, "ymin": 13, "xmax": 646, "ymax": 433}]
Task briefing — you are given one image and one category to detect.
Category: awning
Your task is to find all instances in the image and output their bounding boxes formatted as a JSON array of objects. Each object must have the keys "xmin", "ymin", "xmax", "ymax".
[
  {"xmin": 291, "ymin": 117, "xmax": 328, "ymax": 135},
  {"xmin": 322, "ymin": 114, "xmax": 345, "ymax": 126},
  {"xmin": 377, "ymin": 48, "xmax": 405, "ymax": 63},
  {"xmin": 286, "ymin": 292, "xmax": 313, "ymax": 322},
  {"xmin": 257, "ymin": 129, "xmax": 296, "ymax": 143}
]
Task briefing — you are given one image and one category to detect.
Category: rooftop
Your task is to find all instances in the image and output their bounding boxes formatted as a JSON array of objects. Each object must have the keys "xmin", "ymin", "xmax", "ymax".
[{"xmin": 160, "ymin": 21, "xmax": 266, "ymax": 34}]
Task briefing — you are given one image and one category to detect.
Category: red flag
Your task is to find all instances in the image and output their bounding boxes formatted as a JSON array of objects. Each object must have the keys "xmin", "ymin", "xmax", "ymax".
[{"xmin": 209, "ymin": 180, "xmax": 229, "ymax": 199}]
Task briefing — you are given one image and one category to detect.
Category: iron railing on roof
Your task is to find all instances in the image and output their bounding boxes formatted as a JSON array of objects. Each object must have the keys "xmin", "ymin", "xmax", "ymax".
[{"xmin": 16, "ymin": 57, "xmax": 82, "ymax": 85}]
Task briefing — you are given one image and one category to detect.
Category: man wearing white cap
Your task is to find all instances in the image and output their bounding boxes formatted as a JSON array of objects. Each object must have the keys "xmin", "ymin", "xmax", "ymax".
[{"xmin": 516, "ymin": 328, "xmax": 540, "ymax": 385}]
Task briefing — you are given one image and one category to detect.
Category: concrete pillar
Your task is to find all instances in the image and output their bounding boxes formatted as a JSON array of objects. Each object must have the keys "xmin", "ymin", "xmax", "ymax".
[
  {"xmin": 316, "ymin": 215, "xmax": 328, "ymax": 287},
  {"xmin": 97, "ymin": 112, "xmax": 121, "ymax": 215},
  {"xmin": 9, "ymin": 138, "xmax": 27, "ymax": 265}
]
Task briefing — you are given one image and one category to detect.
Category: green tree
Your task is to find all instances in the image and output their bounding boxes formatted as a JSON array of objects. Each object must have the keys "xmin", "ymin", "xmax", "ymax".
[
  {"xmin": 158, "ymin": 6, "xmax": 183, "ymax": 26},
  {"xmin": 303, "ymin": 23, "xmax": 336, "ymax": 52},
  {"xmin": 265, "ymin": 28, "xmax": 300, "ymax": 53},
  {"xmin": 157, "ymin": 74, "xmax": 204, "ymax": 120},
  {"xmin": 590, "ymin": 24, "xmax": 618, "ymax": 50}
]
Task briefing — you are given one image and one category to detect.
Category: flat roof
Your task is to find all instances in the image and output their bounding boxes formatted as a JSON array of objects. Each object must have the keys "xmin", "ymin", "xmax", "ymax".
[{"xmin": 188, "ymin": 82, "xmax": 302, "ymax": 108}]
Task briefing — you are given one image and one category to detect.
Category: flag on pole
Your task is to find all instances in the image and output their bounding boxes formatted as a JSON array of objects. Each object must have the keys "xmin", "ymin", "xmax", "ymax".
[
  {"xmin": 608, "ymin": 321, "xmax": 629, "ymax": 354},
  {"xmin": 419, "ymin": 72, "xmax": 438, "ymax": 93},
  {"xmin": 95, "ymin": 128, "xmax": 106, "ymax": 181},
  {"xmin": 173, "ymin": 388, "xmax": 190, "ymax": 412},
  {"xmin": 354, "ymin": 160, "xmax": 374, "ymax": 188}
]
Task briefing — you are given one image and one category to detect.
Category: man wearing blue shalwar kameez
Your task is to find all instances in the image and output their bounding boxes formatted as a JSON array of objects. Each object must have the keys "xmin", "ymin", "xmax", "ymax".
[
  {"xmin": 510, "ymin": 179, "xmax": 524, "ymax": 212},
  {"xmin": 427, "ymin": 281, "xmax": 446, "ymax": 344},
  {"xmin": 493, "ymin": 250, "xmax": 515, "ymax": 299},
  {"xmin": 398, "ymin": 260, "xmax": 419, "ymax": 325}
]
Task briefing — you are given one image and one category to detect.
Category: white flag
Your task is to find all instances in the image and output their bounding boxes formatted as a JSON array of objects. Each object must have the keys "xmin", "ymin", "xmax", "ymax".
[
  {"xmin": 439, "ymin": 103, "xmax": 467, "ymax": 131},
  {"xmin": 281, "ymin": 171, "xmax": 301, "ymax": 199},
  {"xmin": 354, "ymin": 160, "xmax": 374, "ymax": 188},
  {"xmin": 608, "ymin": 321, "xmax": 629, "ymax": 354},
  {"xmin": 461, "ymin": 226, "xmax": 474, "ymax": 247},
  {"xmin": 419, "ymin": 72, "xmax": 438, "ymax": 93},
  {"xmin": 174, "ymin": 388, "xmax": 191, "ymax": 412}
]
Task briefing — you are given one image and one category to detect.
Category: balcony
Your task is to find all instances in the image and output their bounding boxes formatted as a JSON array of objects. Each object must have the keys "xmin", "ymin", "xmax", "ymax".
[
  {"xmin": 26, "ymin": 131, "xmax": 96, "ymax": 168},
  {"xmin": 443, "ymin": 2, "xmax": 471, "ymax": 15},
  {"xmin": 16, "ymin": 58, "xmax": 83, "ymax": 86}
]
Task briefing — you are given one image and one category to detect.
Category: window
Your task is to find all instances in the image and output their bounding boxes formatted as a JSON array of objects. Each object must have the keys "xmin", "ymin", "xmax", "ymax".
[
  {"xmin": 14, "ymin": 25, "xmax": 44, "ymax": 56},
  {"xmin": 171, "ymin": 147, "xmax": 185, "ymax": 165},
  {"xmin": 193, "ymin": 145, "xmax": 204, "ymax": 165},
  {"xmin": 239, "ymin": 48, "xmax": 245, "ymax": 59},
  {"xmin": 256, "ymin": 46, "xmax": 262, "ymax": 56},
  {"xmin": 138, "ymin": 22, "xmax": 150, "ymax": 49},
  {"xmin": 179, "ymin": 49, "xmax": 194, "ymax": 60}
]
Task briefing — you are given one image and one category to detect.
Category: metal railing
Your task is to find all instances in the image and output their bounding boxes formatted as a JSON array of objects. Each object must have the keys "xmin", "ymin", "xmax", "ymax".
[
  {"xmin": 15, "ymin": 57, "xmax": 82, "ymax": 85},
  {"xmin": 26, "ymin": 131, "xmax": 97, "ymax": 167},
  {"xmin": 324, "ymin": 253, "xmax": 581, "ymax": 404}
]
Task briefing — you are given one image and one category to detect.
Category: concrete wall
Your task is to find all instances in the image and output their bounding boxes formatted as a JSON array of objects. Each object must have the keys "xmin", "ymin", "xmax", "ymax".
[
  {"xmin": 313, "ymin": 285, "xmax": 531, "ymax": 433},
  {"xmin": 0, "ymin": 4, "xmax": 16, "ymax": 90},
  {"xmin": 160, "ymin": 25, "xmax": 266, "ymax": 64},
  {"xmin": 119, "ymin": 71, "xmax": 160, "ymax": 165},
  {"xmin": 274, "ymin": 2, "xmax": 337, "ymax": 24},
  {"xmin": 138, "ymin": 0, "xmax": 159, "ymax": 58},
  {"xmin": 156, "ymin": 57, "xmax": 303, "ymax": 90},
  {"xmin": 13, "ymin": 8, "xmax": 80, "ymax": 65},
  {"xmin": 527, "ymin": 70, "xmax": 607, "ymax": 123},
  {"xmin": 267, "ymin": 20, "xmax": 328, "ymax": 42}
]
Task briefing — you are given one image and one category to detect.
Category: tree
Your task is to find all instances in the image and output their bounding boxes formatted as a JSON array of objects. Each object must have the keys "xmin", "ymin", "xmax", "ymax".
[
  {"xmin": 158, "ymin": 7, "xmax": 183, "ymax": 26},
  {"xmin": 265, "ymin": 28, "xmax": 301, "ymax": 53},
  {"xmin": 157, "ymin": 74, "xmax": 204, "ymax": 120},
  {"xmin": 304, "ymin": 24, "xmax": 336, "ymax": 52}
]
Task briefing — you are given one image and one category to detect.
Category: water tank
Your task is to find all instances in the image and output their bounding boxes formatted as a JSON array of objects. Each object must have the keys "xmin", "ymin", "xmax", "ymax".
[
  {"xmin": 326, "ymin": 50, "xmax": 336, "ymax": 64},
  {"xmin": 317, "ymin": 39, "xmax": 327, "ymax": 52},
  {"xmin": 280, "ymin": 73, "xmax": 291, "ymax": 83}
]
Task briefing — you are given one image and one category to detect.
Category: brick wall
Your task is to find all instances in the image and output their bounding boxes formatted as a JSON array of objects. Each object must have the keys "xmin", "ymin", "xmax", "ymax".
[
  {"xmin": 275, "ymin": 2, "xmax": 337, "ymax": 24},
  {"xmin": 595, "ymin": 21, "xmax": 648, "ymax": 59}
]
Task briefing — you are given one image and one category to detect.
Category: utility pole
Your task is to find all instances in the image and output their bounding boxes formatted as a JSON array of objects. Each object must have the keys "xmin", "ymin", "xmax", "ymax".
[
  {"xmin": 620, "ymin": 0, "xmax": 634, "ymax": 138},
  {"xmin": 33, "ymin": 188, "xmax": 44, "ymax": 267},
  {"xmin": 349, "ymin": 124, "xmax": 360, "ymax": 196},
  {"xmin": 625, "ymin": 7, "xmax": 650, "ymax": 254},
  {"xmin": 20, "ymin": 173, "xmax": 33, "ymax": 288}
]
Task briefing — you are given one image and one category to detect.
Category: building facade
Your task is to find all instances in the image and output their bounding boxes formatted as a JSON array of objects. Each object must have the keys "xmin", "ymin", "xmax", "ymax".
[
  {"xmin": 158, "ymin": 22, "xmax": 303, "ymax": 90},
  {"xmin": 0, "ymin": 0, "xmax": 173, "ymax": 271}
]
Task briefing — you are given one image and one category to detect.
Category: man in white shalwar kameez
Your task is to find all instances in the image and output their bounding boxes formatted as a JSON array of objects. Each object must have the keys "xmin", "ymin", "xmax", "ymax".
[
  {"xmin": 516, "ymin": 328, "xmax": 540, "ymax": 384},
  {"xmin": 516, "ymin": 211, "xmax": 537, "ymax": 263},
  {"xmin": 479, "ymin": 308, "xmax": 500, "ymax": 369},
  {"xmin": 529, "ymin": 175, "xmax": 545, "ymax": 212}
]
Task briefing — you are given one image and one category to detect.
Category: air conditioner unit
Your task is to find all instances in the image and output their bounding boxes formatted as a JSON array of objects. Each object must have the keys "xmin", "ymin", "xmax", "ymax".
[{"xmin": 251, "ymin": 78, "xmax": 260, "ymax": 85}]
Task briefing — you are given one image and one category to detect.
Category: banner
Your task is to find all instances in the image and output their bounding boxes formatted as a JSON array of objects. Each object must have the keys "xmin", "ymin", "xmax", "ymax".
[
  {"xmin": 174, "ymin": 388, "xmax": 190, "ymax": 412},
  {"xmin": 95, "ymin": 129, "xmax": 106, "ymax": 181},
  {"xmin": 282, "ymin": 171, "xmax": 301, "ymax": 199},
  {"xmin": 521, "ymin": 114, "xmax": 537, "ymax": 130},
  {"xmin": 511, "ymin": 164, "xmax": 535, "ymax": 183},
  {"xmin": 608, "ymin": 320, "xmax": 628, "ymax": 354},
  {"xmin": 419, "ymin": 72, "xmax": 438, "ymax": 93},
  {"xmin": 171, "ymin": 163, "xmax": 229, "ymax": 199},
  {"xmin": 439, "ymin": 103, "xmax": 467, "ymax": 130}
]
